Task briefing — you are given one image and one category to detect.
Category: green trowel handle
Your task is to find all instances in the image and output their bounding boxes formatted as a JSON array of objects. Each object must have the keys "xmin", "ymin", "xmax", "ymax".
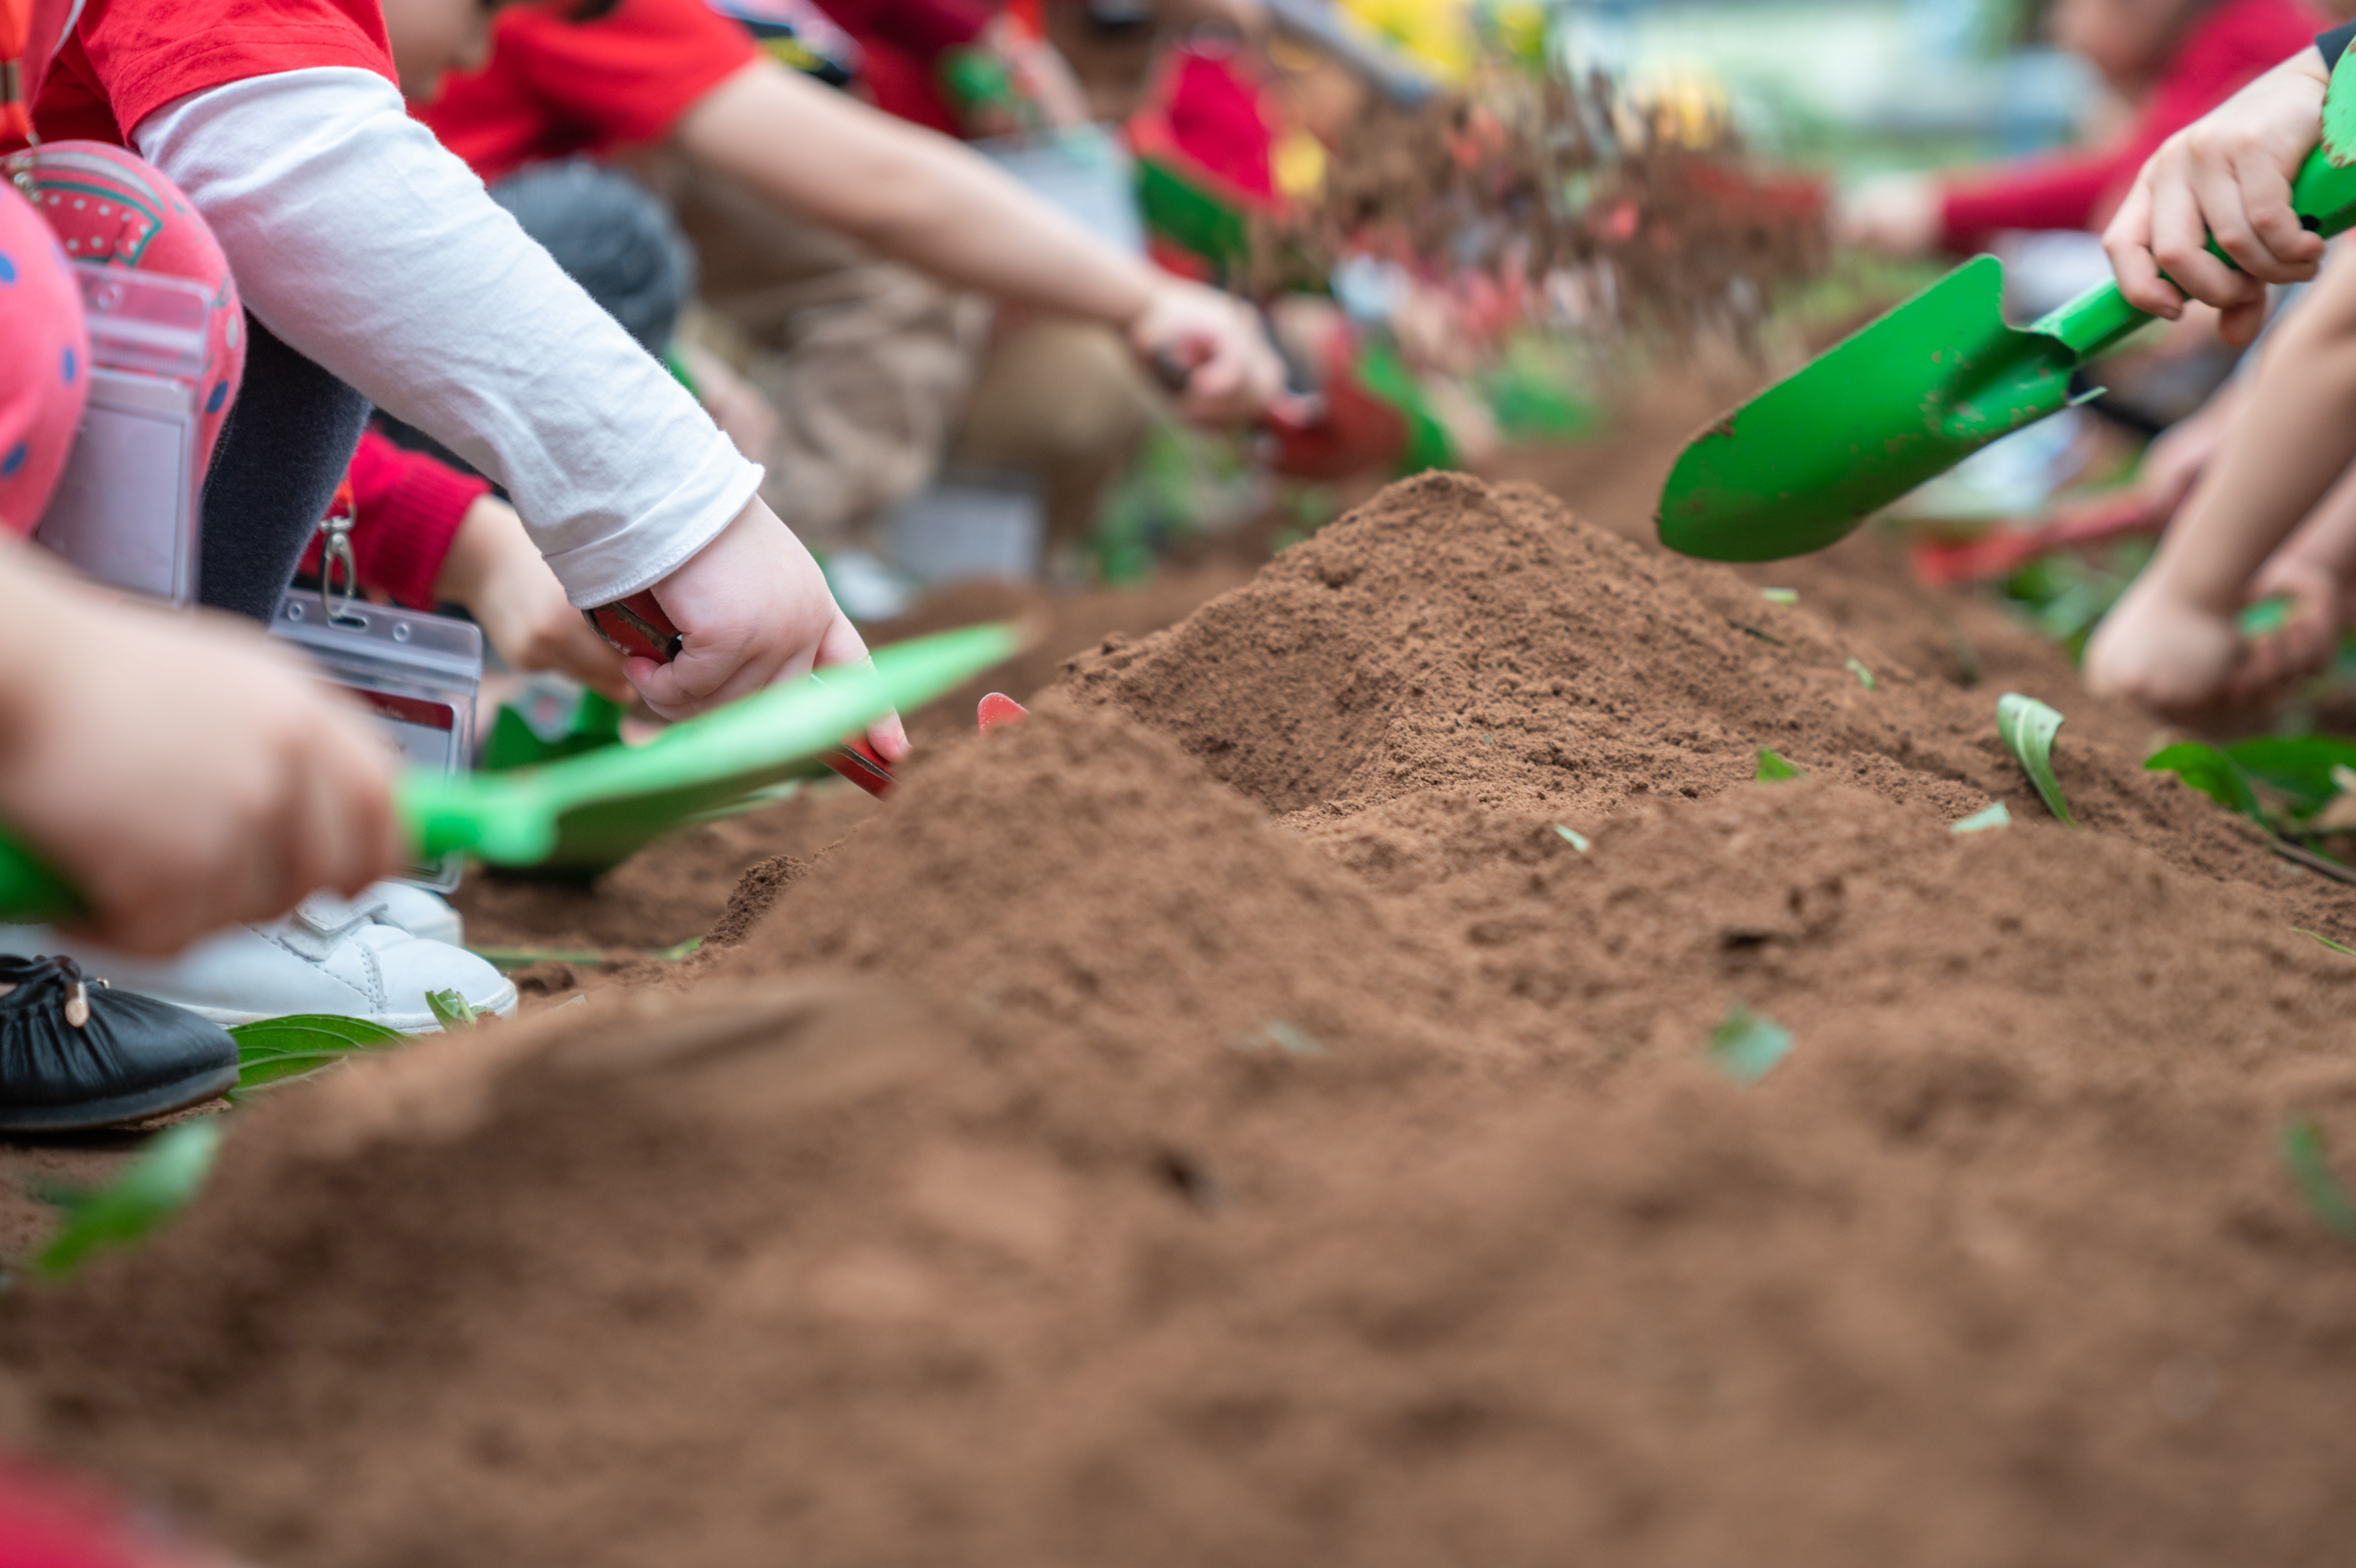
[
  {"xmin": 2035, "ymin": 138, "xmax": 2356, "ymax": 362},
  {"xmin": 0, "ymin": 835, "xmax": 85, "ymax": 925}
]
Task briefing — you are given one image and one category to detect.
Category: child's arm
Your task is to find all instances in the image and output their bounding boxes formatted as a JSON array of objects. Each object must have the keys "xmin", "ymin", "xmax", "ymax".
[
  {"xmin": 134, "ymin": 71, "xmax": 897, "ymax": 747},
  {"xmin": 2103, "ymin": 47, "xmax": 2333, "ymax": 345},
  {"xmin": 432, "ymin": 494, "xmax": 633, "ymax": 703},
  {"xmin": 0, "ymin": 548, "xmax": 397, "ymax": 954},
  {"xmin": 672, "ymin": 59, "xmax": 1285, "ymax": 422},
  {"xmin": 2085, "ymin": 240, "xmax": 2356, "ymax": 722}
]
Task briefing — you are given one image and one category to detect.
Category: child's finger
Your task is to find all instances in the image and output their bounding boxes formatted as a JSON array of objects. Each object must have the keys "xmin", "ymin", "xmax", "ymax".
[
  {"xmin": 2104, "ymin": 181, "xmax": 2184, "ymax": 318},
  {"xmin": 812, "ymin": 610, "xmax": 909, "ymax": 763},
  {"xmin": 2149, "ymin": 176, "xmax": 2249, "ymax": 309},
  {"xmin": 2219, "ymin": 296, "xmax": 2267, "ymax": 347},
  {"xmin": 2233, "ymin": 150, "xmax": 2325, "ymax": 278}
]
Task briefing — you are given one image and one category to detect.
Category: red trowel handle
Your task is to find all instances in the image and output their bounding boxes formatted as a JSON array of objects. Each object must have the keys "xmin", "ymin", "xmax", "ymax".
[{"xmin": 583, "ymin": 589, "xmax": 898, "ymax": 798}]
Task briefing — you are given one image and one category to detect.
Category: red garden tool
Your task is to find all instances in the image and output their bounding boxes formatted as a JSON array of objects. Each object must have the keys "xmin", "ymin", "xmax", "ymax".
[
  {"xmin": 1907, "ymin": 490, "xmax": 2166, "ymax": 590},
  {"xmin": 586, "ymin": 591, "xmax": 899, "ymax": 797}
]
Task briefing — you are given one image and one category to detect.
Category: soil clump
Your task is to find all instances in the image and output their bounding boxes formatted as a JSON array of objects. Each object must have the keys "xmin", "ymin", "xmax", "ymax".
[{"xmin": 8, "ymin": 474, "xmax": 2356, "ymax": 1565}]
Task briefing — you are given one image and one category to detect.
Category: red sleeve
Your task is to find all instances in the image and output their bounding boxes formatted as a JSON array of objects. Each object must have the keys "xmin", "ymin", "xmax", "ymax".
[
  {"xmin": 823, "ymin": 0, "xmax": 991, "ymax": 59},
  {"xmin": 55, "ymin": 0, "xmax": 395, "ymax": 145},
  {"xmin": 1938, "ymin": 0, "xmax": 2325, "ymax": 253},
  {"xmin": 299, "ymin": 431, "xmax": 489, "ymax": 611},
  {"xmin": 512, "ymin": 0, "xmax": 758, "ymax": 148}
]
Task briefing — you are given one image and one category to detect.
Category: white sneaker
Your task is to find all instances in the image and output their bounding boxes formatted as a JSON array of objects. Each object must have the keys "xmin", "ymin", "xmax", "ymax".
[
  {"xmin": 366, "ymin": 880, "xmax": 464, "ymax": 947},
  {"xmin": 0, "ymin": 889, "xmax": 516, "ymax": 1033}
]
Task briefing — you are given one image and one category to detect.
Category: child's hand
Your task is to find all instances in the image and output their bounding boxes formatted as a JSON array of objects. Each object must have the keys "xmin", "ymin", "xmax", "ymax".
[
  {"xmin": 0, "ymin": 565, "xmax": 400, "ymax": 954},
  {"xmin": 2083, "ymin": 578, "xmax": 2248, "ymax": 726},
  {"xmin": 2104, "ymin": 51, "xmax": 2332, "ymax": 347},
  {"xmin": 2232, "ymin": 553, "xmax": 2347, "ymax": 703},
  {"xmin": 436, "ymin": 496, "xmax": 633, "ymax": 703},
  {"xmin": 1131, "ymin": 279, "xmax": 1289, "ymax": 425},
  {"xmin": 622, "ymin": 499, "xmax": 910, "ymax": 761}
]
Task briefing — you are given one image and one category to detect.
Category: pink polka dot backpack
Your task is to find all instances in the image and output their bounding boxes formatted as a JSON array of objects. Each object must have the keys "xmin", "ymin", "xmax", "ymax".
[
  {"xmin": 0, "ymin": 181, "xmax": 89, "ymax": 537},
  {"xmin": 14, "ymin": 140, "xmax": 245, "ymax": 481}
]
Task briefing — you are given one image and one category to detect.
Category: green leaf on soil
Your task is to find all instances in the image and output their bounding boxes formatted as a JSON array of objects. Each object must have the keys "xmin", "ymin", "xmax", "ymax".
[
  {"xmin": 470, "ymin": 945, "xmax": 607, "ymax": 970},
  {"xmin": 2146, "ymin": 741, "xmax": 2264, "ymax": 824},
  {"xmin": 1552, "ymin": 824, "xmax": 1591, "ymax": 853},
  {"xmin": 647, "ymin": 937, "xmax": 704, "ymax": 962},
  {"xmin": 32, "ymin": 1118, "xmax": 223, "ymax": 1278},
  {"xmin": 1755, "ymin": 749, "xmax": 1804, "ymax": 782},
  {"xmin": 1705, "ymin": 1005, "xmax": 1792, "ymax": 1085},
  {"xmin": 1758, "ymin": 588, "xmax": 1797, "ymax": 605},
  {"xmin": 227, "ymin": 1014, "xmax": 406, "ymax": 1094},
  {"xmin": 2293, "ymin": 927, "xmax": 2356, "ymax": 958},
  {"xmin": 425, "ymin": 989, "xmax": 478, "ymax": 1031},
  {"xmin": 1950, "ymin": 802, "xmax": 2012, "ymax": 834},
  {"xmin": 1733, "ymin": 624, "xmax": 1786, "ymax": 647},
  {"xmin": 1844, "ymin": 658, "xmax": 1875, "ymax": 690},
  {"xmin": 2279, "ymin": 1118, "xmax": 2356, "ymax": 1242},
  {"xmin": 1996, "ymin": 693, "xmax": 2073, "ymax": 827},
  {"xmin": 2221, "ymin": 735, "xmax": 2356, "ymax": 822},
  {"xmin": 1237, "ymin": 1020, "xmax": 1324, "ymax": 1057}
]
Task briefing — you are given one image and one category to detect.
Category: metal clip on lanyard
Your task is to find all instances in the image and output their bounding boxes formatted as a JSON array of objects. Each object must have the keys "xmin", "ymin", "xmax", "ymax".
[{"xmin": 317, "ymin": 478, "xmax": 364, "ymax": 627}]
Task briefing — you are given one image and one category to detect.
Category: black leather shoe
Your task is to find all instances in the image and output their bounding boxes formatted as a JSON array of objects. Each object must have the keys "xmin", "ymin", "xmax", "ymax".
[{"xmin": 0, "ymin": 956, "xmax": 238, "ymax": 1133}]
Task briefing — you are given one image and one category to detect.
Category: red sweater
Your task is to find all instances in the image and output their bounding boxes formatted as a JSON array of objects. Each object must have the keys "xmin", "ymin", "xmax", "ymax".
[
  {"xmin": 1938, "ymin": 0, "xmax": 2327, "ymax": 253},
  {"xmin": 298, "ymin": 431, "xmax": 487, "ymax": 611}
]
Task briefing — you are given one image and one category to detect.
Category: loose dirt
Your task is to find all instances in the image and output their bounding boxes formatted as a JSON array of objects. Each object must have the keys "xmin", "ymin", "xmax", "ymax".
[{"xmin": 8, "ymin": 452, "xmax": 2356, "ymax": 1566}]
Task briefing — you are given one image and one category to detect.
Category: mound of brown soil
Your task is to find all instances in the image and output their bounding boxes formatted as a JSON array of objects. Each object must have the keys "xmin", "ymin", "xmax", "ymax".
[{"xmin": 10, "ymin": 476, "xmax": 2356, "ymax": 1567}]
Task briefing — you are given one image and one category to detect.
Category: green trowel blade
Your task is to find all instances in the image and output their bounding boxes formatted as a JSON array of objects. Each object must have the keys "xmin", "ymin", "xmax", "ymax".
[
  {"xmin": 1658, "ymin": 255, "xmax": 2087, "ymax": 562},
  {"xmin": 400, "ymin": 621, "xmax": 1021, "ymax": 872},
  {"xmin": 0, "ymin": 623, "xmax": 1021, "ymax": 922},
  {"xmin": 1663, "ymin": 106, "xmax": 2356, "ymax": 564}
]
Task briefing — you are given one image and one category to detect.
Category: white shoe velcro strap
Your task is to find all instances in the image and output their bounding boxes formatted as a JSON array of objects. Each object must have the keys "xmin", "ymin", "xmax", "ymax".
[{"xmin": 280, "ymin": 891, "xmax": 385, "ymax": 960}]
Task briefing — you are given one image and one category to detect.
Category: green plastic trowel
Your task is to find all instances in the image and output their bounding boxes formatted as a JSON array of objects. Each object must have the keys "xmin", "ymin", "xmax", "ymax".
[
  {"xmin": 0, "ymin": 621, "xmax": 1021, "ymax": 925},
  {"xmin": 1659, "ymin": 55, "xmax": 2356, "ymax": 563}
]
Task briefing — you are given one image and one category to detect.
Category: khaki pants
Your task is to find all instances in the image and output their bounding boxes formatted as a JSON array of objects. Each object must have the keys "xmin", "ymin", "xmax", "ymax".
[{"xmin": 667, "ymin": 161, "xmax": 1159, "ymax": 554}]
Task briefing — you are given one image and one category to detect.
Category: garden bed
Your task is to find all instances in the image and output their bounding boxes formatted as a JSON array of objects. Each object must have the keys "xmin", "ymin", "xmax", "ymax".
[{"xmin": 7, "ymin": 432, "xmax": 2356, "ymax": 1566}]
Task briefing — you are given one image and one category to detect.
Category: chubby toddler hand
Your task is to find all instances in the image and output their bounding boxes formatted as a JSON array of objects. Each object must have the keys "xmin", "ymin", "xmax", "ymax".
[
  {"xmin": 2104, "ymin": 51, "xmax": 2332, "ymax": 347},
  {"xmin": 0, "ymin": 561, "xmax": 400, "ymax": 954},
  {"xmin": 620, "ymin": 498, "xmax": 909, "ymax": 760},
  {"xmin": 437, "ymin": 495, "xmax": 632, "ymax": 703},
  {"xmin": 2084, "ymin": 578, "xmax": 2250, "ymax": 727}
]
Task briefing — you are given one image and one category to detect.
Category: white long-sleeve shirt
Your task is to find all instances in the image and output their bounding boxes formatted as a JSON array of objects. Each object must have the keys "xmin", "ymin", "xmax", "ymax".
[{"xmin": 137, "ymin": 66, "xmax": 762, "ymax": 606}]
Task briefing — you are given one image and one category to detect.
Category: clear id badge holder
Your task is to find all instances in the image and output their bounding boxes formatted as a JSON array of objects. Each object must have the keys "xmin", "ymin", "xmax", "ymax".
[
  {"xmin": 270, "ymin": 590, "xmax": 484, "ymax": 892},
  {"xmin": 35, "ymin": 265, "xmax": 215, "ymax": 604}
]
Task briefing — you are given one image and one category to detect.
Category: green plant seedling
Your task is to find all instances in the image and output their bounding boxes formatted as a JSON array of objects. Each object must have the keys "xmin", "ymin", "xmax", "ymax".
[
  {"xmin": 2279, "ymin": 1117, "xmax": 2356, "ymax": 1242},
  {"xmin": 1237, "ymin": 1020, "xmax": 1324, "ymax": 1057},
  {"xmin": 1996, "ymin": 693, "xmax": 2073, "ymax": 826},
  {"xmin": 1759, "ymin": 588, "xmax": 1797, "ymax": 605},
  {"xmin": 1553, "ymin": 824, "xmax": 1592, "ymax": 853},
  {"xmin": 1845, "ymin": 658, "xmax": 1876, "ymax": 690},
  {"xmin": 425, "ymin": 989, "xmax": 479, "ymax": 1031},
  {"xmin": 1706, "ymin": 1005, "xmax": 1792, "ymax": 1084},
  {"xmin": 32, "ymin": 1118, "xmax": 223, "ymax": 1278},
  {"xmin": 2293, "ymin": 927, "xmax": 2356, "ymax": 958},
  {"xmin": 1756, "ymin": 749, "xmax": 1804, "ymax": 781},
  {"xmin": 229, "ymin": 1013, "xmax": 406, "ymax": 1094},
  {"xmin": 2146, "ymin": 741, "xmax": 2265, "ymax": 824},
  {"xmin": 1951, "ymin": 801, "xmax": 2012, "ymax": 834}
]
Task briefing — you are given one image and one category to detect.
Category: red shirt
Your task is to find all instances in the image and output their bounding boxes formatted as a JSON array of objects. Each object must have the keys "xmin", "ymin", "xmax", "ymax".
[
  {"xmin": 1939, "ymin": 0, "xmax": 2328, "ymax": 252},
  {"xmin": 17, "ymin": 0, "xmax": 395, "ymax": 150},
  {"xmin": 420, "ymin": 0, "xmax": 760, "ymax": 186}
]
